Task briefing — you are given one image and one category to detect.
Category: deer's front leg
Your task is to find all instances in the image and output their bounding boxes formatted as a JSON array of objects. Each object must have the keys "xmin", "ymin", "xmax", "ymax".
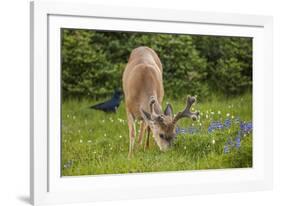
[
  {"xmin": 145, "ymin": 126, "xmax": 150, "ymax": 150},
  {"xmin": 137, "ymin": 121, "xmax": 146, "ymax": 145},
  {"xmin": 127, "ymin": 113, "xmax": 136, "ymax": 158}
]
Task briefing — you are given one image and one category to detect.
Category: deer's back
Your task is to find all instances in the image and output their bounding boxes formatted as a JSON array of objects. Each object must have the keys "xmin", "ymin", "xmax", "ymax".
[{"xmin": 122, "ymin": 47, "xmax": 164, "ymax": 119}]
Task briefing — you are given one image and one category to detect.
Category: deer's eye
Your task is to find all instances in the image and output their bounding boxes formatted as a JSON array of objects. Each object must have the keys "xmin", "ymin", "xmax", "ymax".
[{"xmin": 159, "ymin": 134, "xmax": 165, "ymax": 139}]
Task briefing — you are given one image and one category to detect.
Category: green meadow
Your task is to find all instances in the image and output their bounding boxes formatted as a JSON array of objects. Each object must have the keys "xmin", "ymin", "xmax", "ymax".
[{"xmin": 61, "ymin": 92, "xmax": 252, "ymax": 176}]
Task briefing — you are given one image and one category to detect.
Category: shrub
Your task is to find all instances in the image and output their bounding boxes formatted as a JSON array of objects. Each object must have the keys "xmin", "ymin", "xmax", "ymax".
[{"xmin": 62, "ymin": 29, "xmax": 252, "ymax": 100}]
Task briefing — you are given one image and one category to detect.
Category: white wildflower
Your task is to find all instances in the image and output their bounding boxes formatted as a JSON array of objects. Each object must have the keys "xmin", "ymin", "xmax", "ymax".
[
  {"xmin": 218, "ymin": 111, "xmax": 221, "ymax": 115},
  {"xmin": 212, "ymin": 139, "xmax": 215, "ymax": 144}
]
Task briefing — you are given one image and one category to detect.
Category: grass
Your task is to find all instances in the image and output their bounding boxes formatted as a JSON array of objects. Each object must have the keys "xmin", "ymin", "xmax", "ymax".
[{"xmin": 61, "ymin": 93, "xmax": 252, "ymax": 176}]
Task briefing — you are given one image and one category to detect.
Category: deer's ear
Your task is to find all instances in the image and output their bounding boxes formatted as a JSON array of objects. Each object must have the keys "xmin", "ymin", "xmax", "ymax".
[
  {"xmin": 140, "ymin": 109, "xmax": 152, "ymax": 121},
  {"xmin": 164, "ymin": 104, "xmax": 173, "ymax": 117}
]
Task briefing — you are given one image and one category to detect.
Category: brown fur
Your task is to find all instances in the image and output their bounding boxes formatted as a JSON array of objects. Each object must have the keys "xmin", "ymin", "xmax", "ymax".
[{"xmin": 122, "ymin": 46, "xmax": 199, "ymax": 158}]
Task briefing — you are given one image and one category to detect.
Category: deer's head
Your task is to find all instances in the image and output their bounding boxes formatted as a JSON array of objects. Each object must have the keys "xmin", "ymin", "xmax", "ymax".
[{"xmin": 140, "ymin": 96, "xmax": 199, "ymax": 151}]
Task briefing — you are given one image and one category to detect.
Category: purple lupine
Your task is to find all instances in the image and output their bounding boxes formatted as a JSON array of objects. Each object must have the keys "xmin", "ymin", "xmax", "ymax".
[
  {"xmin": 224, "ymin": 145, "xmax": 230, "ymax": 153},
  {"xmin": 235, "ymin": 137, "xmax": 241, "ymax": 148},
  {"xmin": 176, "ymin": 127, "xmax": 188, "ymax": 135},
  {"xmin": 224, "ymin": 118, "xmax": 231, "ymax": 129},
  {"xmin": 175, "ymin": 127, "xmax": 180, "ymax": 134},
  {"xmin": 188, "ymin": 127, "xmax": 197, "ymax": 134},
  {"xmin": 240, "ymin": 122, "xmax": 253, "ymax": 134},
  {"xmin": 208, "ymin": 121, "xmax": 224, "ymax": 133}
]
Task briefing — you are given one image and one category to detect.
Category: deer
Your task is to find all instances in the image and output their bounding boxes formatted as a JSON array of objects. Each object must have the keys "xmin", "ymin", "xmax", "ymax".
[{"xmin": 122, "ymin": 46, "xmax": 199, "ymax": 158}]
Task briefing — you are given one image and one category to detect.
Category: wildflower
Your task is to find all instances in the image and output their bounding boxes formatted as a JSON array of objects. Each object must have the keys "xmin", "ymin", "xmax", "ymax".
[
  {"xmin": 87, "ymin": 140, "xmax": 92, "ymax": 143},
  {"xmin": 231, "ymin": 115, "xmax": 234, "ymax": 119},
  {"xmin": 184, "ymin": 146, "xmax": 187, "ymax": 150},
  {"xmin": 79, "ymin": 139, "xmax": 83, "ymax": 143},
  {"xmin": 211, "ymin": 111, "xmax": 214, "ymax": 115},
  {"xmin": 240, "ymin": 122, "xmax": 253, "ymax": 134},
  {"xmin": 226, "ymin": 113, "xmax": 230, "ymax": 117},
  {"xmin": 67, "ymin": 114, "xmax": 70, "ymax": 118},
  {"xmin": 218, "ymin": 111, "xmax": 221, "ymax": 115},
  {"xmin": 175, "ymin": 127, "xmax": 180, "ymax": 134},
  {"xmin": 224, "ymin": 118, "xmax": 231, "ymax": 128},
  {"xmin": 224, "ymin": 145, "xmax": 229, "ymax": 153},
  {"xmin": 208, "ymin": 126, "xmax": 213, "ymax": 133},
  {"xmin": 119, "ymin": 135, "xmax": 122, "ymax": 139},
  {"xmin": 176, "ymin": 127, "xmax": 187, "ymax": 135},
  {"xmin": 235, "ymin": 137, "xmax": 241, "ymax": 148},
  {"xmin": 212, "ymin": 139, "xmax": 215, "ymax": 144},
  {"xmin": 206, "ymin": 114, "xmax": 209, "ymax": 119},
  {"xmin": 104, "ymin": 133, "xmax": 107, "ymax": 137},
  {"xmin": 188, "ymin": 127, "xmax": 197, "ymax": 134}
]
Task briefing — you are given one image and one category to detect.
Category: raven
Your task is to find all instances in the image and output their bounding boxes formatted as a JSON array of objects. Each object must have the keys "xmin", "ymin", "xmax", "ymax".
[{"xmin": 90, "ymin": 90, "xmax": 122, "ymax": 112}]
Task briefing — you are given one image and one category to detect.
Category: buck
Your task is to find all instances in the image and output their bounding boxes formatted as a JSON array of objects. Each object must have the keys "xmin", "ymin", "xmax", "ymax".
[{"xmin": 122, "ymin": 46, "xmax": 199, "ymax": 157}]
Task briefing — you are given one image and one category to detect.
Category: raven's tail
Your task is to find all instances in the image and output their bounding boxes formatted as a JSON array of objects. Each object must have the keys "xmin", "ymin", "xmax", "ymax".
[{"xmin": 90, "ymin": 103, "xmax": 103, "ymax": 109}]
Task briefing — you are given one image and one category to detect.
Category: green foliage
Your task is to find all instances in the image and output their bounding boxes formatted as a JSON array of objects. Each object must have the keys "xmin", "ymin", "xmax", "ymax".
[
  {"xmin": 193, "ymin": 36, "xmax": 252, "ymax": 94},
  {"xmin": 62, "ymin": 29, "xmax": 252, "ymax": 99}
]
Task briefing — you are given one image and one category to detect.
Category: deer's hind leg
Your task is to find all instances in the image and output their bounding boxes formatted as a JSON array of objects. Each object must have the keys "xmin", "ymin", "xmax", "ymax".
[{"xmin": 127, "ymin": 113, "xmax": 136, "ymax": 158}]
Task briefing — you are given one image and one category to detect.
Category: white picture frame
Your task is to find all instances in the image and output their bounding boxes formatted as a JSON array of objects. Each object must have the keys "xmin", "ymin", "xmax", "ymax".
[{"xmin": 30, "ymin": 0, "xmax": 273, "ymax": 205}]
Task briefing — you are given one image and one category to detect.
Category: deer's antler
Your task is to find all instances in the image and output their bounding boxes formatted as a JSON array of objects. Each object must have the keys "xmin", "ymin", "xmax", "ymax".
[{"xmin": 173, "ymin": 96, "xmax": 199, "ymax": 124}]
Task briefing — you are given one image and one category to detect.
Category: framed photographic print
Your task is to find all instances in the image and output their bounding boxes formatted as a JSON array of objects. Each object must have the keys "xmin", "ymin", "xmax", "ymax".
[{"xmin": 30, "ymin": 0, "xmax": 273, "ymax": 205}]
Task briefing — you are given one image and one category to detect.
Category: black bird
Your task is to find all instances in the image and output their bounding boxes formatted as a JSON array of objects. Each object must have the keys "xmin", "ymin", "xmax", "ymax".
[{"xmin": 90, "ymin": 90, "xmax": 122, "ymax": 112}]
